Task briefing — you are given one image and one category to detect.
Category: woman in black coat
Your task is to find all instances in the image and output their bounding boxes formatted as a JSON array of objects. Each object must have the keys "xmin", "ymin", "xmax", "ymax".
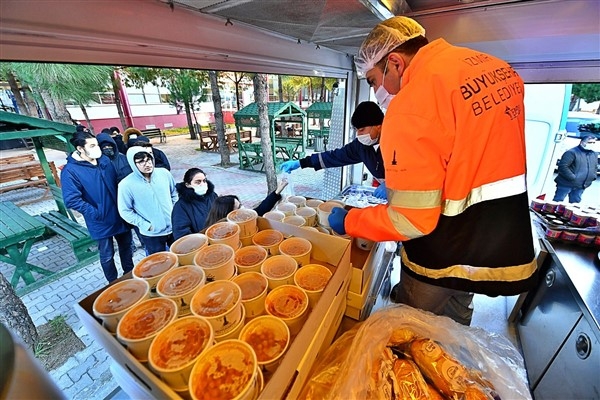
[{"xmin": 171, "ymin": 168, "xmax": 218, "ymax": 240}]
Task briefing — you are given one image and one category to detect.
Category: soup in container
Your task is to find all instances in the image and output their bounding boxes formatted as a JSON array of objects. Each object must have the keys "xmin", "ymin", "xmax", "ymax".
[
  {"xmin": 261, "ymin": 255, "xmax": 298, "ymax": 290},
  {"xmin": 227, "ymin": 208, "xmax": 258, "ymax": 237},
  {"xmin": 287, "ymin": 195, "xmax": 307, "ymax": 208},
  {"xmin": 263, "ymin": 210, "xmax": 286, "ymax": 222},
  {"xmin": 92, "ymin": 279, "xmax": 150, "ymax": 334},
  {"xmin": 189, "ymin": 340, "xmax": 258, "ymax": 400},
  {"xmin": 317, "ymin": 201, "xmax": 345, "ymax": 228},
  {"xmin": 305, "ymin": 198, "xmax": 324, "ymax": 210},
  {"xmin": 239, "ymin": 226, "xmax": 259, "ymax": 247},
  {"xmin": 214, "ymin": 305, "xmax": 245, "ymax": 343},
  {"xmin": 132, "ymin": 251, "xmax": 179, "ymax": 295},
  {"xmin": 252, "ymin": 229, "xmax": 284, "ymax": 256},
  {"xmin": 190, "ymin": 280, "xmax": 243, "ymax": 336},
  {"xmin": 232, "ymin": 272, "xmax": 268, "ymax": 319},
  {"xmin": 276, "ymin": 202, "xmax": 297, "ymax": 217},
  {"xmin": 234, "ymin": 245, "xmax": 268, "ymax": 274},
  {"xmin": 116, "ymin": 297, "xmax": 178, "ymax": 362},
  {"xmin": 205, "ymin": 221, "xmax": 240, "ymax": 249},
  {"xmin": 295, "ymin": 206, "xmax": 317, "ymax": 226},
  {"xmin": 193, "ymin": 243, "xmax": 235, "ymax": 282},
  {"xmin": 170, "ymin": 233, "xmax": 209, "ymax": 266},
  {"xmin": 265, "ymin": 285, "xmax": 309, "ymax": 336},
  {"xmin": 294, "ymin": 264, "xmax": 333, "ymax": 309},
  {"xmin": 278, "ymin": 237, "xmax": 312, "ymax": 267},
  {"xmin": 156, "ymin": 265, "xmax": 206, "ymax": 317},
  {"xmin": 148, "ymin": 316, "xmax": 214, "ymax": 390},
  {"xmin": 239, "ymin": 315, "xmax": 290, "ymax": 372},
  {"xmin": 282, "ymin": 215, "xmax": 306, "ymax": 227}
]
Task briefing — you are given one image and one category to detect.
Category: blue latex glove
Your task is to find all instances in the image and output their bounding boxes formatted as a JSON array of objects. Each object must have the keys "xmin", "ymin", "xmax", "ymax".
[
  {"xmin": 328, "ymin": 207, "xmax": 348, "ymax": 235},
  {"xmin": 280, "ymin": 160, "xmax": 300, "ymax": 173},
  {"xmin": 373, "ymin": 181, "xmax": 387, "ymax": 200}
]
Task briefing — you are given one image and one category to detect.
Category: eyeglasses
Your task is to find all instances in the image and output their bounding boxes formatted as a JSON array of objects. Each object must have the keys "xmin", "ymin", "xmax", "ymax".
[{"xmin": 135, "ymin": 158, "xmax": 153, "ymax": 166}]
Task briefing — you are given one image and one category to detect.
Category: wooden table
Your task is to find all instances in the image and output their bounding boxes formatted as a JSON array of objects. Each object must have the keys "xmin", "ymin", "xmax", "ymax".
[
  {"xmin": 208, "ymin": 132, "xmax": 237, "ymax": 153},
  {"xmin": 0, "ymin": 201, "xmax": 53, "ymax": 287}
]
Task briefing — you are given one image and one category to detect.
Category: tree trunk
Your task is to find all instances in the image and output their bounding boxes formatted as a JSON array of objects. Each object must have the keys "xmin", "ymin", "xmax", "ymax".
[
  {"xmin": 234, "ymin": 73, "xmax": 243, "ymax": 110},
  {"xmin": 6, "ymin": 72, "xmax": 29, "ymax": 115},
  {"xmin": 278, "ymin": 75, "xmax": 284, "ymax": 102},
  {"xmin": 209, "ymin": 71, "xmax": 230, "ymax": 166},
  {"xmin": 39, "ymin": 90, "xmax": 72, "ymax": 124},
  {"xmin": 320, "ymin": 77, "xmax": 325, "ymax": 101},
  {"xmin": 0, "ymin": 273, "xmax": 38, "ymax": 351},
  {"xmin": 185, "ymin": 101, "xmax": 197, "ymax": 140},
  {"xmin": 78, "ymin": 104, "xmax": 94, "ymax": 134},
  {"xmin": 253, "ymin": 74, "xmax": 277, "ymax": 193},
  {"xmin": 111, "ymin": 72, "xmax": 127, "ymax": 130},
  {"xmin": 22, "ymin": 87, "xmax": 42, "ymax": 118}
]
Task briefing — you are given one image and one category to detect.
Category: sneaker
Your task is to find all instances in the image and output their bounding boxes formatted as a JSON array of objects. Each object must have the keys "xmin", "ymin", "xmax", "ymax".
[{"xmin": 390, "ymin": 282, "xmax": 402, "ymax": 303}]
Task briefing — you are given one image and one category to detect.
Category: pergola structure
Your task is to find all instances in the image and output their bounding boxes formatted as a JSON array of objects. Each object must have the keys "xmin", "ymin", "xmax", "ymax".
[
  {"xmin": 305, "ymin": 102, "xmax": 332, "ymax": 151},
  {"xmin": 233, "ymin": 102, "xmax": 307, "ymax": 171},
  {"xmin": 0, "ymin": 111, "xmax": 76, "ymax": 217}
]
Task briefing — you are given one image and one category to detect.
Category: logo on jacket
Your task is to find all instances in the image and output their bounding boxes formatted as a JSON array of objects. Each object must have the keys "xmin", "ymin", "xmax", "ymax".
[{"xmin": 504, "ymin": 105, "xmax": 521, "ymax": 120}]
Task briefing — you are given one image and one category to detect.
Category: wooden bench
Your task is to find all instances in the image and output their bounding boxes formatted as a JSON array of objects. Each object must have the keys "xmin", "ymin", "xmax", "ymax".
[
  {"xmin": 141, "ymin": 128, "xmax": 166, "ymax": 143},
  {"xmin": 0, "ymin": 157, "xmax": 61, "ymax": 197},
  {"xmin": 35, "ymin": 210, "xmax": 97, "ymax": 263}
]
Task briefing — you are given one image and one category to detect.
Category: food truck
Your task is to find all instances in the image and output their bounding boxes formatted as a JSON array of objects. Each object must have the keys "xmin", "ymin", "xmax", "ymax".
[{"xmin": 1, "ymin": 0, "xmax": 598, "ymax": 398}]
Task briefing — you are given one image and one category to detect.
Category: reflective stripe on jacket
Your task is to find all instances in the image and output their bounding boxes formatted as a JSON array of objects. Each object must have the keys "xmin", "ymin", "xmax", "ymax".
[{"xmin": 345, "ymin": 39, "xmax": 537, "ymax": 296}]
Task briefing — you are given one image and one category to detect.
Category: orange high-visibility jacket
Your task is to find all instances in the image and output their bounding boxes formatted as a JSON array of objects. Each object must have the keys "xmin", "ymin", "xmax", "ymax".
[{"xmin": 346, "ymin": 39, "xmax": 537, "ymax": 296}]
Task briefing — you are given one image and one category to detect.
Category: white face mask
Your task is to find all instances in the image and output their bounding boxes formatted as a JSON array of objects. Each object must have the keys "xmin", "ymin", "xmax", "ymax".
[
  {"xmin": 580, "ymin": 141, "xmax": 596, "ymax": 151},
  {"xmin": 374, "ymin": 59, "xmax": 394, "ymax": 109},
  {"xmin": 193, "ymin": 183, "xmax": 208, "ymax": 196},
  {"xmin": 85, "ymin": 146, "xmax": 103, "ymax": 159},
  {"xmin": 357, "ymin": 134, "xmax": 378, "ymax": 146}
]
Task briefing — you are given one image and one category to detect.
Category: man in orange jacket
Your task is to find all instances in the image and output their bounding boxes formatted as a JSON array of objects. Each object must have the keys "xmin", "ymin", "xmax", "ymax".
[{"xmin": 329, "ymin": 16, "xmax": 537, "ymax": 325}]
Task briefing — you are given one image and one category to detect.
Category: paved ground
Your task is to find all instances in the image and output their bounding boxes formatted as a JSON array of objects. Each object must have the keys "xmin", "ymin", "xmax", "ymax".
[{"xmin": 0, "ymin": 135, "xmax": 326, "ymax": 399}]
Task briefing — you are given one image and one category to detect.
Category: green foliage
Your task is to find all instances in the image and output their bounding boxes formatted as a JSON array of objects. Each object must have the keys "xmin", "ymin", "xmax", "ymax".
[
  {"xmin": 34, "ymin": 340, "xmax": 51, "ymax": 357},
  {"xmin": 572, "ymin": 83, "xmax": 600, "ymax": 103},
  {"xmin": 49, "ymin": 315, "xmax": 69, "ymax": 336}
]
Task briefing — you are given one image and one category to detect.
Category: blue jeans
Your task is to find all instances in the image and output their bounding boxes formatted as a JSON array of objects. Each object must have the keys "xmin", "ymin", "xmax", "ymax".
[
  {"xmin": 97, "ymin": 230, "xmax": 135, "ymax": 283},
  {"xmin": 553, "ymin": 185, "xmax": 584, "ymax": 203},
  {"xmin": 140, "ymin": 233, "xmax": 174, "ymax": 255}
]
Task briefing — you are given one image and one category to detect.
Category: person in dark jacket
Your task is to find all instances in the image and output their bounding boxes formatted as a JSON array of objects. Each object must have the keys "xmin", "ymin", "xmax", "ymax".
[
  {"xmin": 134, "ymin": 135, "xmax": 171, "ymax": 170},
  {"xmin": 204, "ymin": 180, "xmax": 288, "ymax": 228},
  {"xmin": 61, "ymin": 131, "xmax": 134, "ymax": 283},
  {"xmin": 553, "ymin": 135, "xmax": 598, "ymax": 203},
  {"xmin": 280, "ymin": 101, "xmax": 386, "ymax": 198},
  {"xmin": 96, "ymin": 132, "xmax": 132, "ymax": 182},
  {"xmin": 171, "ymin": 168, "xmax": 219, "ymax": 240},
  {"xmin": 110, "ymin": 126, "xmax": 128, "ymax": 155}
]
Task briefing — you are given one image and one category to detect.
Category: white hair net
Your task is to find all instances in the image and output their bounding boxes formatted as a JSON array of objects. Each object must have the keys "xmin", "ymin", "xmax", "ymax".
[{"xmin": 355, "ymin": 16, "xmax": 426, "ymax": 76}]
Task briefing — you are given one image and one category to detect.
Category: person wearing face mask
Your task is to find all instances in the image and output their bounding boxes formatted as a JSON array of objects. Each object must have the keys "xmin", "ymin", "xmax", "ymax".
[
  {"xmin": 553, "ymin": 135, "xmax": 598, "ymax": 203},
  {"xmin": 204, "ymin": 180, "xmax": 289, "ymax": 228},
  {"xmin": 118, "ymin": 147, "xmax": 178, "ymax": 254},
  {"xmin": 328, "ymin": 16, "xmax": 538, "ymax": 325},
  {"xmin": 61, "ymin": 131, "xmax": 134, "ymax": 283},
  {"xmin": 171, "ymin": 168, "xmax": 219, "ymax": 240},
  {"xmin": 96, "ymin": 131, "xmax": 133, "ymax": 182},
  {"xmin": 280, "ymin": 101, "xmax": 387, "ymax": 199}
]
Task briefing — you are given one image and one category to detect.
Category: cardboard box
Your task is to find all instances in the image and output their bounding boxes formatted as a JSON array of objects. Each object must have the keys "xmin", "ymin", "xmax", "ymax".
[
  {"xmin": 345, "ymin": 243, "xmax": 395, "ymax": 321},
  {"xmin": 75, "ymin": 217, "xmax": 351, "ymax": 400}
]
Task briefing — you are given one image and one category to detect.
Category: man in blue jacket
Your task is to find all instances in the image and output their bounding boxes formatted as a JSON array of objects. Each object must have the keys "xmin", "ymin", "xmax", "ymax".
[
  {"xmin": 96, "ymin": 132, "xmax": 132, "ymax": 182},
  {"xmin": 280, "ymin": 101, "xmax": 387, "ymax": 198},
  {"xmin": 61, "ymin": 131, "xmax": 134, "ymax": 283},
  {"xmin": 118, "ymin": 145, "xmax": 178, "ymax": 254}
]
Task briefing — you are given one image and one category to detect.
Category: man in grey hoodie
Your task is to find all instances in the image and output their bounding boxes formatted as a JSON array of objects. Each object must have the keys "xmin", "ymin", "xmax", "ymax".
[{"xmin": 117, "ymin": 146, "xmax": 178, "ymax": 254}]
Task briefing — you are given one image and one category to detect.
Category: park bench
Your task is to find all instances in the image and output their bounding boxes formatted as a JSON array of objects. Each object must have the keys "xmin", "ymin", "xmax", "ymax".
[
  {"xmin": 0, "ymin": 155, "xmax": 61, "ymax": 199},
  {"xmin": 141, "ymin": 128, "xmax": 166, "ymax": 143},
  {"xmin": 35, "ymin": 210, "xmax": 97, "ymax": 263}
]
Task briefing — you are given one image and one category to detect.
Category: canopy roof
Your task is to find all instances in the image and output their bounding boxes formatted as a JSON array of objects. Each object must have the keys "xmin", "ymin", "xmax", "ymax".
[
  {"xmin": 0, "ymin": 111, "xmax": 76, "ymax": 140},
  {"xmin": 306, "ymin": 102, "xmax": 332, "ymax": 119},
  {"xmin": 233, "ymin": 102, "xmax": 306, "ymax": 128}
]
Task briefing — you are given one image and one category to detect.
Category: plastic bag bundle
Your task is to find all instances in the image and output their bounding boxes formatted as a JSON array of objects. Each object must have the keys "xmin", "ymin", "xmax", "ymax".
[{"xmin": 300, "ymin": 305, "xmax": 531, "ymax": 400}]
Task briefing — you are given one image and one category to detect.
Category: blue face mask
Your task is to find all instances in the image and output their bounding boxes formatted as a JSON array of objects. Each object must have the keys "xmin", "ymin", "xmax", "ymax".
[{"xmin": 193, "ymin": 183, "xmax": 208, "ymax": 196}]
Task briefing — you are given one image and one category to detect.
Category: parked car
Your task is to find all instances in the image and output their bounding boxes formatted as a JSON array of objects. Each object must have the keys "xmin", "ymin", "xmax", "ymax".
[{"xmin": 555, "ymin": 111, "xmax": 600, "ymax": 175}]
